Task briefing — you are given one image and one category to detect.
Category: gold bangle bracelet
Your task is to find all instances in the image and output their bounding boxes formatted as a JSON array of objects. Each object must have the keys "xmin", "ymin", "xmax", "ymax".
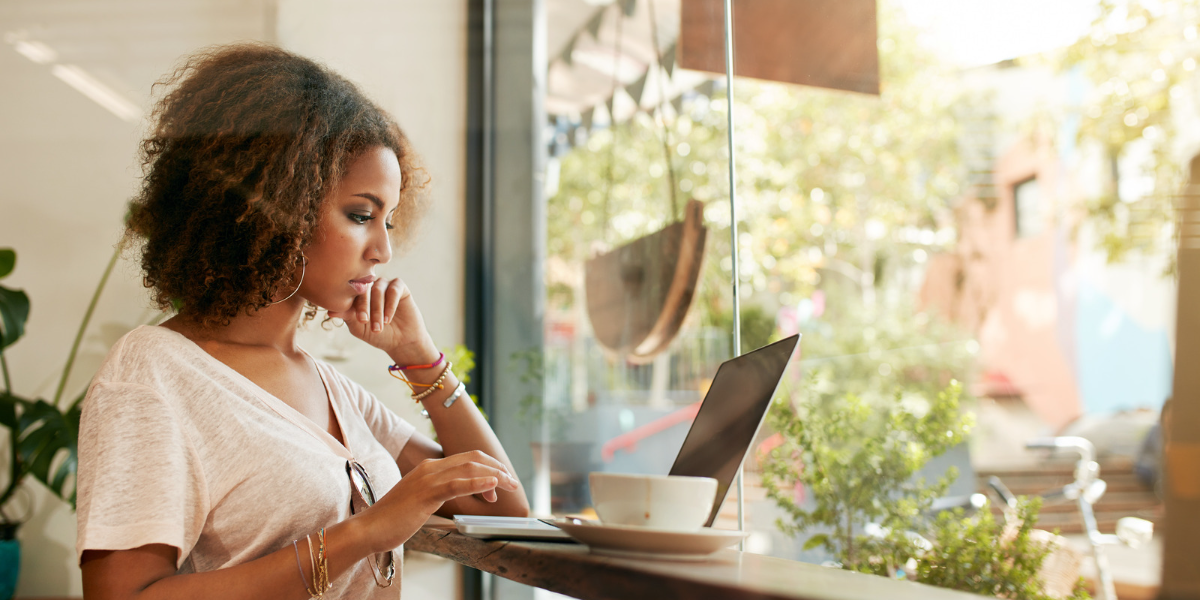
[{"xmin": 317, "ymin": 528, "xmax": 330, "ymax": 594}]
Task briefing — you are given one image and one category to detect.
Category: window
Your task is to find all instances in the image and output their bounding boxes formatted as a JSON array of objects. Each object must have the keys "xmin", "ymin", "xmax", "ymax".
[{"xmin": 1014, "ymin": 176, "xmax": 1041, "ymax": 238}]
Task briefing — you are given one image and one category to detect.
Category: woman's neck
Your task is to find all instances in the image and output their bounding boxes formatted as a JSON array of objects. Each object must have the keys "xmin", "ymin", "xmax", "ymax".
[{"xmin": 161, "ymin": 297, "xmax": 308, "ymax": 353}]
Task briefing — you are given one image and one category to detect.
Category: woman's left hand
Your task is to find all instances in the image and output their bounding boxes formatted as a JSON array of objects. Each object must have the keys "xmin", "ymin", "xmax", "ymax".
[{"xmin": 326, "ymin": 277, "xmax": 440, "ymax": 366}]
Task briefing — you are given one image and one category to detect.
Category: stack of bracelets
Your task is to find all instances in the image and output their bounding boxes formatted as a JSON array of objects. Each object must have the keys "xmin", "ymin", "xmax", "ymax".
[
  {"xmin": 293, "ymin": 528, "xmax": 331, "ymax": 599},
  {"xmin": 388, "ymin": 352, "xmax": 467, "ymax": 410}
]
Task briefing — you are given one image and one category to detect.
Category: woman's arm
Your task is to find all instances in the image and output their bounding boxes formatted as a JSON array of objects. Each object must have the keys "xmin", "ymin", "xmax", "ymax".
[
  {"xmin": 81, "ymin": 518, "xmax": 370, "ymax": 600},
  {"xmin": 396, "ymin": 368, "xmax": 530, "ymax": 519},
  {"xmin": 331, "ymin": 277, "xmax": 531, "ymax": 519},
  {"xmin": 80, "ymin": 451, "xmax": 517, "ymax": 600}
]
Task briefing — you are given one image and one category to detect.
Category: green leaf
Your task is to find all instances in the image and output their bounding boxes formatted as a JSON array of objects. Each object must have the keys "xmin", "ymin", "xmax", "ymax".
[
  {"xmin": 0, "ymin": 286, "xmax": 30, "ymax": 352},
  {"xmin": 17, "ymin": 399, "xmax": 79, "ymax": 507},
  {"xmin": 803, "ymin": 533, "xmax": 829, "ymax": 551},
  {"xmin": 0, "ymin": 250, "xmax": 13, "ymax": 280},
  {"xmin": 0, "ymin": 392, "xmax": 19, "ymax": 430}
]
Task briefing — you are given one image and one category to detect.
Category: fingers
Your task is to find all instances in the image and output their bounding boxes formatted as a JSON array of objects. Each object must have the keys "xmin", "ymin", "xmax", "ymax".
[
  {"xmin": 384, "ymin": 279, "xmax": 404, "ymax": 325},
  {"xmin": 462, "ymin": 477, "xmax": 500, "ymax": 503},
  {"xmin": 353, "ymin": 290, "xmax": 370, "ymax": 327},
  {"xmin": 412, "ymin": 453, "xmax": 520, "ymax": 504},
  {"xmin": 446, "ymin": 450, "xmax": 520, "ymax": 491},
  {"xmin": 370, "ymin": 278, "xmax": 387, "ymax": 333}
]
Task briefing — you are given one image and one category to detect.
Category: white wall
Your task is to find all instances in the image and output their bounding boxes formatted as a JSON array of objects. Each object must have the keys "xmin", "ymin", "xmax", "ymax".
[
  {"xmin": 0, "ymin": 1, "xmax": 466, "ymax": 596},
  {"xmin": 277, "ymin": 0, "xmax": 469, "ymax": 429}
]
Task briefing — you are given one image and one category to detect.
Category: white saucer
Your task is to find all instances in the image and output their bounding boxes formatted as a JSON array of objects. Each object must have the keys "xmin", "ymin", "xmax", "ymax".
[{"xmin": 544, "ymin": 518, "xmax": 746, "ymax": 560}]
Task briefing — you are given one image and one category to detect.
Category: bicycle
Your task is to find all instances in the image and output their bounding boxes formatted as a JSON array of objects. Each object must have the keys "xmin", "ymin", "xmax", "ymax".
[{"xmin": 983, "ymin": 436, "xmax": 1156, "ymax": 600}]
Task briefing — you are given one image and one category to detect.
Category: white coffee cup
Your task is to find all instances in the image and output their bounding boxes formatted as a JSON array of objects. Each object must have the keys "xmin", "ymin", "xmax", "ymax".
[{"xmin": 588, "ymin": 472, "xmax": 718, "ymax": 531}]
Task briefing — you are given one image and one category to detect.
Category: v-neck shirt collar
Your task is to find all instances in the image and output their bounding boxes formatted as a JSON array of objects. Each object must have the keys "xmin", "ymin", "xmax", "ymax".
[{"xmin": 158, "ymin": 325, "xmax": 354, "ymax": 460}]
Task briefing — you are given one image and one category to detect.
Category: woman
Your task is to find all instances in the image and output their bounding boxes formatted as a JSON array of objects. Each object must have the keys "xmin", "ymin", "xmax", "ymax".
[{"xmin": 75, "ymin": 44, "xmax": 528, "ymax": 599}]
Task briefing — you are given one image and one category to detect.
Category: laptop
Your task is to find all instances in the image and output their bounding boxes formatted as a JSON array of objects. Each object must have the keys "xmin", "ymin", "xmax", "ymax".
[{"xmin": 455, "ymin": 334, "xmax": 800, "ymax": 539}]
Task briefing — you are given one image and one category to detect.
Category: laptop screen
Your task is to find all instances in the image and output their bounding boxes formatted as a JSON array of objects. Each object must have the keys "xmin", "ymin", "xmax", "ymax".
[{"xmin": 668, "ymin": 334, "xmax": 800, "ymax": 527}]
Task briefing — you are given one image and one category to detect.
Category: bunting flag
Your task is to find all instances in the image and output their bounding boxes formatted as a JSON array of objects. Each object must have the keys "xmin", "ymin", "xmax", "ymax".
[
  {"xmin": 585, "ymin": 8, "xmax": 605, "ymax": 40},
  {"xmin": 561, "ymin": 33, "xmax": 579, "ymax": 66},
  {"xmin": 605, "ymin": 95, "xmax": 616, "ymax": 124},
  {"xmin": 581, "ymin": 106, "xmax": 595, "ymax": 133},
  {"xmin": 696, "ymin": 79, "xmax": 717, "ymax": 97},
  {"xmin": 662, "ymin": 43, "xmax": 677, "ymax": 79},
  {"xmin": 620, "ymin": 0, "xmax": 637, "ymax": 18},
  {"xmin": 670, "ymin": 94, "xmax": 685, "ymax": 117},
  {"xmin": 625, "ymin": 70, "xmax": 648, "ymax": 108}
]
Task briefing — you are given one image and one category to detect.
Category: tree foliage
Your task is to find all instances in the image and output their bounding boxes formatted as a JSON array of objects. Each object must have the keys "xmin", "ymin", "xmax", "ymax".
[
  {"xmin": 917, "ymin": 499, "xmax": 1090, "ymax": 600},
  {"xmin": 1060, "ymin": 0, "xmax": 1200, "ymax": 269},
  {"xmin": 761, "ymin": 381, "xmax": 971, "ymax": 572},
  {"xmin": 547, "ymin": 0, "xmax": 976, "ymax": 325},
  {"xmin": 762, "ymin": 380, "xmax": 1088, "ymax": 599}
]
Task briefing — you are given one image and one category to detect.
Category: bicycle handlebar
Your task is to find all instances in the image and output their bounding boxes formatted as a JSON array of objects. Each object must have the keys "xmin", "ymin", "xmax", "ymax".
[
  {"xmin": 1025, "ymin": 436, "xmax": 1096, "ymax": 464},
  {"xmin": 987, "ymin": 476, "xmax": 1017, "ymax": 508},
  {"xmin": 1024, "ymin": 438, "xmax": 1060, "ymax": 450},
  {"xmin": 1039, "ymin": 484, "xmax": 1080, "ymax": 504}
]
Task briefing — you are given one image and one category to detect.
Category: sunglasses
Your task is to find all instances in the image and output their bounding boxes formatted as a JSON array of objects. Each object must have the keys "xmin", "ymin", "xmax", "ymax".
[{"xmin": 346, "ymin": 460, "xmax": 396, "ymax": 587}]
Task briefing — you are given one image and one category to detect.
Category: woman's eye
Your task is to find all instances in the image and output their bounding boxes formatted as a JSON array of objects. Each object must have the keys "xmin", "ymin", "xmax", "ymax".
[
  {"xmin": 349, "ymin": 213, "xmax": 373, "ymax": 224},
  {"xmin": 385, "ymin": 221, "xmax": 395, "ymax": 231}
]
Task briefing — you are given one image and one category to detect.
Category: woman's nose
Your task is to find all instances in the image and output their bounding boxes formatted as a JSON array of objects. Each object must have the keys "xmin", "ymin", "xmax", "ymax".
[{"xmin": 367, "ymin": 226, "xmax": 392, "ymax": 264}]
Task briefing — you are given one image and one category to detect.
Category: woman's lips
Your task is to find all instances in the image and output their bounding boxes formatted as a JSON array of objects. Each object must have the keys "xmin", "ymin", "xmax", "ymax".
[{"xmin": 350, "ymin": 276, "xmax": 376, "ymax": 295}]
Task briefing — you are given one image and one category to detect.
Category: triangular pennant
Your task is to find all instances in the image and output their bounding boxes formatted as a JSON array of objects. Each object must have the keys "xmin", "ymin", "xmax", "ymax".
[
  {"xmin": 605, "ymin": 95, "xmax": 616, "ymax": 123},
  {"xmin": 620, "ymin": 0, "xmax": 637, "ymax": 18},
  {"xmin": 663, "ymin": 43, "xmax": 677, "ymax": 79},
  {"xmin": 696, "ymin": 80, "xmax": 716, "ymax": 98},
  {"xmin": 585, "ymin": 9, "xmax": 605, "ymax": 40},
  {"xmin": 581, "ymin": 107, "xmax": 595, "ymax": 133},
  {"xmin": 561, "ymin": 33, "xmax": 578, "ymax": 66},
  {"xmin": 670, "ymin": 94, "xmax": 684, "ymax": 116},
  {"xmin": 625, "ymin": 71, "xmax": 648, "ymax": 107}
]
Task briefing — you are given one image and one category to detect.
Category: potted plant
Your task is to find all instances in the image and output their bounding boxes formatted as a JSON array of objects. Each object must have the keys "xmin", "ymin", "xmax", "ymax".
[{"xmin": 0, "ymin": 246, "xmax": 123, "ymax": 599}]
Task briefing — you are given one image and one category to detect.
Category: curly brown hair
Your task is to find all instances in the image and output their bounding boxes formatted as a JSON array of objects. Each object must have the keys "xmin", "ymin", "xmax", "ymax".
[{"xmin": 126, "ymin": 43, "xmax": 429, "ymax": 328}]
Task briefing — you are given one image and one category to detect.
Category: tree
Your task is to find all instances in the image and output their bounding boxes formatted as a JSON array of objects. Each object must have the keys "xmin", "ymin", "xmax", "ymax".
[{"xmin": 1059, "ymin": 0, "xmax": 1200, "ymax": 270}]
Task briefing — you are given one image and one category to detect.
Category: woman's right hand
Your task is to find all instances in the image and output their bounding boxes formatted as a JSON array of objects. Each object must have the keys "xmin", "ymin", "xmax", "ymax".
[{"xmin": 361, "ymin": 450, "xmax": 520, "ymax": 552}]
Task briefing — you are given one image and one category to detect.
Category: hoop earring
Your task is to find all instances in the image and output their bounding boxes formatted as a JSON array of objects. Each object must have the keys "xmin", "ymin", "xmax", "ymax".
[{"xmin": 271, "ymin": 256, "xmax": 307, "ymax": 305}]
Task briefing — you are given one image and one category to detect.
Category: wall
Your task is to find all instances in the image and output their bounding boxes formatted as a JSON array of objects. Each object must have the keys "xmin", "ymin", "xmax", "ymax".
[{"xmin": 0, "ymin": 0, "xmax": 466, "ymax": 595}]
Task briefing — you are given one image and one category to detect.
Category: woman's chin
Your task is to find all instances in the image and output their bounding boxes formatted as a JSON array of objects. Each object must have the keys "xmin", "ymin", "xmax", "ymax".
[{"xmin": 304, "ymin": 296, "xmax": 357, "ymax": 317}]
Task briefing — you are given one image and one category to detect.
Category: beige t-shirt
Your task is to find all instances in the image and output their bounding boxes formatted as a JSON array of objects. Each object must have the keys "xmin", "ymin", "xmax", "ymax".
[{"xmin": 76, "ymin": 325, "xmax": 416, "ymax": 599}]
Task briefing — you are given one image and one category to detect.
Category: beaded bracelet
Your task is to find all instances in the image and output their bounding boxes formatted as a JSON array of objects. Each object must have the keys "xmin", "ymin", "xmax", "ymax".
[
  {"xmin": 388, "ymin": 362, "xmax": 451, "ymax": 393},
  {"xmin": 410, "ymin": 362, "xmax": 454, "ymax": 402}
]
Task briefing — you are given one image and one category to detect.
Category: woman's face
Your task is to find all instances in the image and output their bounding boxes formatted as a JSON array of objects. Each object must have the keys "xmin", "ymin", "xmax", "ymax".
[{"xmin": 299, "ymin": 145, "xmax": 402, "ymax": 312}]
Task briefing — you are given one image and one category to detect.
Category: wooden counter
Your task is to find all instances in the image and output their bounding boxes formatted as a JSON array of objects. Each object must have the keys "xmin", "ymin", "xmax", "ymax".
[{"xmin": 408, "ymin": 521, "xmax": 990, "ymax": 600}]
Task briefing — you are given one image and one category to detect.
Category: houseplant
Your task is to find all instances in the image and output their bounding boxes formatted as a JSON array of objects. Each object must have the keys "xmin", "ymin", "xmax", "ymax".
[{"xmin": 0, "ymin": 246, "xmax": 123, "ymax": 598}]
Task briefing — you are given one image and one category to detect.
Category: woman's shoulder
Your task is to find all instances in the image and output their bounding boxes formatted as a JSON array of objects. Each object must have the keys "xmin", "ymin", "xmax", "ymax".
[{"xmin": 91, "ymin": 325, "xmax": 197, "ymax": 386}]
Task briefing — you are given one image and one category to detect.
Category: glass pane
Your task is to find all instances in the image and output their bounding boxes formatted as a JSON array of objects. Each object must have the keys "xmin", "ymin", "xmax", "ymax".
[
  {"xmin": 726, "ymin": 1, "xmax": 1174, "ymax": 596},
  {"xmin": 536, "ymin": 0, "xmax": 736, "ymax": 524}
]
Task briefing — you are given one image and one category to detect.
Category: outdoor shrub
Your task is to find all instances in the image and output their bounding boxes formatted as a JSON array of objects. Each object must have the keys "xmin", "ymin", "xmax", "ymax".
[
  {"xmin": 762, "ymin": 381, "xmax": 1089, "ymax": 599},
  {"xmin": 761, "ymin": 381, "xmax": 971, "ymax": 574},
  {"xmin": 917, "ymin": 498, "xmax": 1089, "ymax": 600}
]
